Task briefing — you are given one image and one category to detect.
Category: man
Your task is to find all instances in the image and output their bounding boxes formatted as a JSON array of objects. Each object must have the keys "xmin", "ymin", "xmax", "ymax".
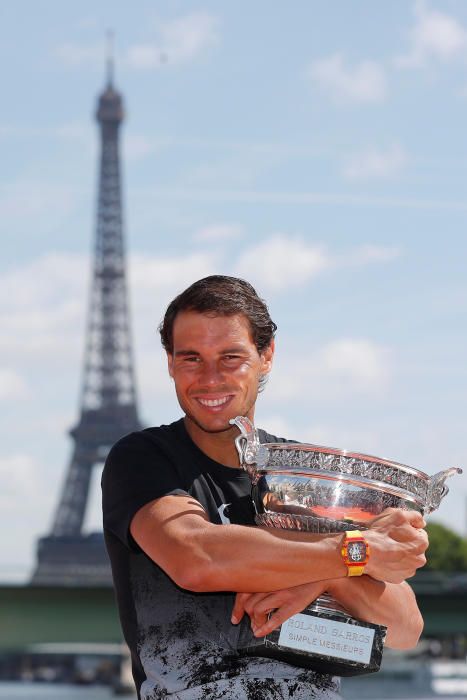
[{"xmin": 102, "ymin": 275, "xmax": 427, "ymax": 700}]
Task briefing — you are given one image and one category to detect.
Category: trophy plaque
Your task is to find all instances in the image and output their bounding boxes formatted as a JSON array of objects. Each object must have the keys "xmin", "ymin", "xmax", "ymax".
[{"xmin": 230, "ymin": 416, "xmax": 462, "ymax": 677}]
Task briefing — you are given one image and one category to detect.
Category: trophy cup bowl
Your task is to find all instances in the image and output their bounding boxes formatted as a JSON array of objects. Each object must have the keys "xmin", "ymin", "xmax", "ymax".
[{"xmin": 230, "ymin": 416, "xmax": 462, "ymax": 677}]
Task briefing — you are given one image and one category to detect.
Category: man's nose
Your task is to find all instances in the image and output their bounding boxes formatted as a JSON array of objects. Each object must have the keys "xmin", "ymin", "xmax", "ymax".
[{"xmin": 199, "ymin": 360, "xmax": 224, "ymax": 385}]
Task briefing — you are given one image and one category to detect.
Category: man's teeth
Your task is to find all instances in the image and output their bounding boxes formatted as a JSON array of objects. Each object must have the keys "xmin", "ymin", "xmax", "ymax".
[{"xmin": 198, "ymin": 397, "xmax": 229, "ymax": 407}]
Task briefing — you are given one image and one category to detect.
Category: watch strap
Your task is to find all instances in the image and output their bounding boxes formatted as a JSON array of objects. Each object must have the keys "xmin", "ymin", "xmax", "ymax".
[
  {"xmin": 341, "ymin": 529, "xmax": 369, "ymax": 577},
  {"xmin": 347, "ymin": 563, "xmax": 366, "ymax": 576}
]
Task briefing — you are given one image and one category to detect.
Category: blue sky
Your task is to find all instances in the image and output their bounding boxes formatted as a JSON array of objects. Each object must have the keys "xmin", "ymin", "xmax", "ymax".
[{"xmin": 1, "ymin": 1, "xmax": 467, "ymax": 580}]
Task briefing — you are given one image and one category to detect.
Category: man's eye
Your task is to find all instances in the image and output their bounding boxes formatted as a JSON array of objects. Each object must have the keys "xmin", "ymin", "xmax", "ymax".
[{"xmin": 224, "ymin": 355, "xmax": 241, "ymax": 361}]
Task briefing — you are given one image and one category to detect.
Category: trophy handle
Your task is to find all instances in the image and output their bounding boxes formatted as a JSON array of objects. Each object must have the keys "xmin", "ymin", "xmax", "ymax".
[
  {"xmin": 425, "ymin": 467, "xmax": 463, "ymax": 514},
  {"xmin": 229, "ymin": 416, "xmax": 268, "ymax": 483}
]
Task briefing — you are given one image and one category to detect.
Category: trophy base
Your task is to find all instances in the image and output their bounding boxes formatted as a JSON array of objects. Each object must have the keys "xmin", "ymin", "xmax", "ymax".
[{"xmin": 238, "ymin": 603, "xmax": 387, "ymax": 677}]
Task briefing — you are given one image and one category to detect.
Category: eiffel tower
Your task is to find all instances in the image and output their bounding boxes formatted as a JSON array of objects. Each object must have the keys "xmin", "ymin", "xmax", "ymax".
[{"xmin": 32, "ymin": 52, "xmax": 141, "ymax": 585}]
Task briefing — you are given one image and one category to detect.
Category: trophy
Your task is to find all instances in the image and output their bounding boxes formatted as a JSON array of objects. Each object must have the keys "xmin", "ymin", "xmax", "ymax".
[{"xmin": 230, "ymin": 416, "xmax": 462, "ymax": 677}]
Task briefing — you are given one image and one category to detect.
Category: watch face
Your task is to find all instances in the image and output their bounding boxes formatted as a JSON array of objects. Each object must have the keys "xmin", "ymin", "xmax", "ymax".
[{"xmin": 347, "ymin": 541, "xmax": 366, "ymax": 562}]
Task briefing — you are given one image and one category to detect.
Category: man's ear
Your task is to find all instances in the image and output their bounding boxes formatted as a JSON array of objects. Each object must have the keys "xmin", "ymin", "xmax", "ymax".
[
  {"xmin": 167, "ymin": 353, "xmax": 174, "ymax": 378},
  {"xmin": 260, "ymin": 339, "xmax": 275, "ymax": 375}
]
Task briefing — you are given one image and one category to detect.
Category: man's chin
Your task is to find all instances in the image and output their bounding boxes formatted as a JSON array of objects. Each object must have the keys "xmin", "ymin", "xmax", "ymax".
[{"xmin": 184, "ymin": 414, "xmax": 238, "ymax": 435}]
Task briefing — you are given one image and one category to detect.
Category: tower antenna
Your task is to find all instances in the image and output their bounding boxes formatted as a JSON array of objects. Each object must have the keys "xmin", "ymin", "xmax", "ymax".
[{"xmin": 106, "ymin": 30, "xmax": 114, "ymax": 87}]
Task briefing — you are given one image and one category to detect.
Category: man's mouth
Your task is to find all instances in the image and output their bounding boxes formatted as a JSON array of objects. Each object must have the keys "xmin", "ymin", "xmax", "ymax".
[{"xmin": 196, "ymin": 395, "xmax": 232, "ymax": 408}]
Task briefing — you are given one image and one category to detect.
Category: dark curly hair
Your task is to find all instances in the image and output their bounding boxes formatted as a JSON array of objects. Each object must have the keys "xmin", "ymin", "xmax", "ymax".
[{"xmin": 159, "ymin": 275, "xmax": 277, "ymax": 354}]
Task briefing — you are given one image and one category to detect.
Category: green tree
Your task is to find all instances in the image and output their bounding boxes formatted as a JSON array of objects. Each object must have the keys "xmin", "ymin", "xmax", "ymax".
[{"xmin": 425, "ymin": 521, "xmax": 467, "ymax": 572}]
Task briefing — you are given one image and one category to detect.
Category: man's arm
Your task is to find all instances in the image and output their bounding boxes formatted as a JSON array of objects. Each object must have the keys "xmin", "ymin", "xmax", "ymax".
[
  {"xmin": 130, "ymin": 495, "xmax": 428, "ymax": 593},
  {"xmin": 232, "ymin": 578, "xmax": 423, "ymax": 650},
  {"xmin": 328, "ymin": 577, "xmax": 423, "ymax": 649}
]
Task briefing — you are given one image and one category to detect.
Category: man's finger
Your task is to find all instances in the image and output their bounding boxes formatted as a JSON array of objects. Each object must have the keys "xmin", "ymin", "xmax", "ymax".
[
  {"xmin": 369, "ymin": 508, "xmax": 425, "ymax": 529},
  {"xmin": 254, "ymin": 603, "xmax": 296, "ymax": 637},
  {"xmin": 250, "ymin": 592, "xmax": 284, "ymax": 617},
  {"xmin": 231, "ymin": 592, "xmax": 252, "ymax": 624},
  {"xmin": 404, "ymin": 510, "xmax": 426, "ymax": 528}
]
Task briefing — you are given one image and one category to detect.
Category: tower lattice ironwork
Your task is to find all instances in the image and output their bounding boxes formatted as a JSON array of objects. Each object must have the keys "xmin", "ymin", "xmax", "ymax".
[{"xmin": 32, "ymin": 58, "xmax": 141, "ymax": 585}]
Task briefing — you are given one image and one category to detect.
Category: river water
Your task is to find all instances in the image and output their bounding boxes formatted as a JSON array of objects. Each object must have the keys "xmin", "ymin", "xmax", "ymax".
[{"xmin": 0, "ymin": 684, "xmax": 135, "ymax": 699}]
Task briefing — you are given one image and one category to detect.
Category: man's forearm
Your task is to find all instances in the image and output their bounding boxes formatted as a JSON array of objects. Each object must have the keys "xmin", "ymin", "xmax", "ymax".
[
  {"xmin": 132, "ymin": 496, "xmax": 350, "ymax": 592},
  {"xmin": 327, "ymin": 577, "xmax": 423, "ymax": 649},
  {"xmin": 131, "ymin": 498, "xmax": 428, "ymax": 594},
  {"xmin": 174, "ymin": 520, "xmax": 349, "ymax": 592}
]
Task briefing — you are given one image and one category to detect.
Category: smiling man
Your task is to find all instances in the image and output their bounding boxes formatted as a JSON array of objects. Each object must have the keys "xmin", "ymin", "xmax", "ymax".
[
  {"xmin": 102, "ymin": 275, "xmax": 427, "ymax": 700},
  {"xmin": 166, "ymin": 308, "xmax": 273, "ymax": 464}
]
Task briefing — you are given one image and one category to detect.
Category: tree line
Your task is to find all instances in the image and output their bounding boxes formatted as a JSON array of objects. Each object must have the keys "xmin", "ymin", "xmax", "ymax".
[{"xmin": 425, "ymin": 522, "xmax": 467, "ymax": 571}]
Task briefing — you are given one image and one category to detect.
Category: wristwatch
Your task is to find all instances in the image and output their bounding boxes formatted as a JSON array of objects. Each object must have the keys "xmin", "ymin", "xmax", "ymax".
[{"xmin": 341, "ymin": 530, "xmax": 370, "ymax": 576}]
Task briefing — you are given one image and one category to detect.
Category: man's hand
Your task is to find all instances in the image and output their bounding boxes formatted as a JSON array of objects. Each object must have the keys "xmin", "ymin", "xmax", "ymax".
[
  {"xmin": 231, "ymin": 581, "xmax": 327, "ymax": 638},
  {"xmin": 326, "ymin": 577, "xmax": 424, "ymax": 649},
  {"xmin": 365, "ymin": 508, "xmax": 428, "ymax": 583}
]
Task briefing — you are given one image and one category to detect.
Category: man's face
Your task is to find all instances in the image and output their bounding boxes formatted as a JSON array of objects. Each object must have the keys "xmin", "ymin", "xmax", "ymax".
[{"xmin": 167, "ymin": 311, "xmax": 273, "ymax": 435}]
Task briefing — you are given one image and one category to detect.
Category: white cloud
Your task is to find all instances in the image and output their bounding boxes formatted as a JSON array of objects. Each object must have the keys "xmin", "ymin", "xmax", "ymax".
[
  {"xmin": 0, "ymin": 253, "xmax": 86, "ymax": 340},
  {"xmin": 320, "ymin": 339, "xmax": 389, "ymax": 390},
  {"xmin": 0, "ymin": 254, "xmax": 87, "ymax": 368},
  {"xmin": 270, "ymin": 338, "xmax": 391, "ymax": 402},
  {"xmin": 396, "ymin": 1, "xmax": 467, "ymax": 68},
  {"xmin": 194, "ymin": 223, "xmax": 244, "ymax": 242},
  {"xmin": 235, "ymin": 236, "xmax": 330, "ymax": 292},
  {"xmin": 308, "ymin": 53, "xmax": 387, "ymax": 103},
  {"xmin": 130, "ymin": 251, "xmax": 220, "ymax": 303},
  {"xmin": 342, "ymin": 144, "xmax": 409, "ymax": 181},
  {"xmin": 126, "ymin": 12, "xmax": 220, "ymax": 69},
  {"xmin": 0, "ymin": 454, "xmax": 47, "ymax": 509},
  {"xmin": 0, "ymin": 253, "xmax": 86, "ymax": 309},
  {"xmin": 234, "ymin": 237, "xmax": 400, "ymax": 294},
  {"xmin": 0, "ymin": 369, "xmax": 30, "ymax": 400}
]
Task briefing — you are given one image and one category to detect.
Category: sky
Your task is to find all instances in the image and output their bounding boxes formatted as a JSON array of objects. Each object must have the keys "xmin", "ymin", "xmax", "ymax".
[{"xmin": 1, "ymin": 0, "xmax": 467, "ymax": 581}]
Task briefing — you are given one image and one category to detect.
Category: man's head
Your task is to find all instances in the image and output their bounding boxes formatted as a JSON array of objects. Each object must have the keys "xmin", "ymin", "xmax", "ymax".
[
  {"xmin": 159, "ymin": 276, "xmax": 277, "ymax": 438},
  {"xmin": 159, "ymin": 275, "xmax": 277, "ymax": 356}
]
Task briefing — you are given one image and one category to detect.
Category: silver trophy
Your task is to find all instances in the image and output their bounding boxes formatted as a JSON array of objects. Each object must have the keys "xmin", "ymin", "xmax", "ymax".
[{"xmin": 230, "ymin": 416, "xmax": 462, "ymax": 677}]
